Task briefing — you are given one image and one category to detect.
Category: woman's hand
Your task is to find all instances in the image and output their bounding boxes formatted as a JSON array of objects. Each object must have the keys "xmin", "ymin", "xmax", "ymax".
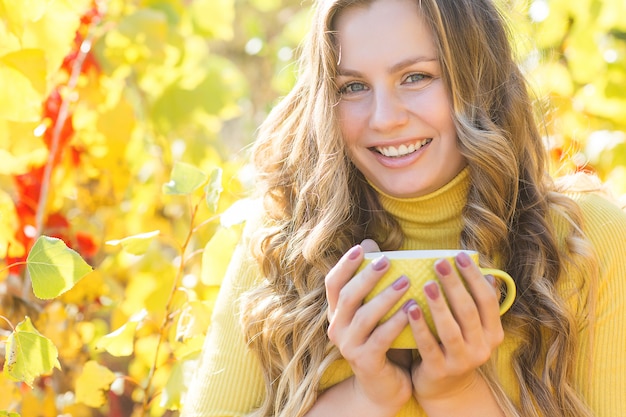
[
  {"xmin": 324, "ymin": 241, "xmax": 413, "ymax": 415},
  {"xmin": 405, "ymin": 252, "xmax": 505, "ymax": 415}
]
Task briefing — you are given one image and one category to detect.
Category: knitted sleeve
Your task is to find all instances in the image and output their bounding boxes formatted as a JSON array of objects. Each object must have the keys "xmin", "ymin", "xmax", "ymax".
[
  {"xmin": 181, "ymin": 214, "xmax": 265, "ymax": 417},
  {"xmin": 570, "ymin": 192, "xmax": 626, "ymax": 416}
]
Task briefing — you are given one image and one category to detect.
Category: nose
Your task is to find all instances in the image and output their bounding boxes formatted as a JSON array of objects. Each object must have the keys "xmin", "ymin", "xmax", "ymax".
[{"xmin": 369, "ymin": 88, "xmax": 409, "ymax": 132}]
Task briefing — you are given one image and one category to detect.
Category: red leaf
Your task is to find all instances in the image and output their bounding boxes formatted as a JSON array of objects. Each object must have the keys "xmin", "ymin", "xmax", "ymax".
[{"xmin": 76, "ymin": 231, "xmax": 99, "ymax": 258}]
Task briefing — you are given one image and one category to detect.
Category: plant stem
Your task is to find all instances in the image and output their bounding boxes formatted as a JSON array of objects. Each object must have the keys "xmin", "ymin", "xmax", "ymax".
[
  {"xmin": 27, "ymin": 18, "xmax": 101, "ymax": 300},
  {"xmin": 0, "ymin": 261, "xmax": 27, "ymax": 276},
  {"xmin": 141, "ymin": 195, "xmax": 202, "ymax": 414},
  {"xmin": 0, "ymin": 315, "xmax": 15, "ymax": 332}
]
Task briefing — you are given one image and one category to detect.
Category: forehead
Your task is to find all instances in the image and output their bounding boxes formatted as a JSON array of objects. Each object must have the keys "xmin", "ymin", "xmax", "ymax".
[{"xmin": 333, "ymin": 0, "xmax": 436, "ymax": 69}]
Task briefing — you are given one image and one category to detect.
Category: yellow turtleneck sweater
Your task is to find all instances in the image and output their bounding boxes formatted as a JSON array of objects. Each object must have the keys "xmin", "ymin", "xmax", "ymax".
[{"xmin": 182, "ymin": 169, "xmax": 626, "ymax": 417}]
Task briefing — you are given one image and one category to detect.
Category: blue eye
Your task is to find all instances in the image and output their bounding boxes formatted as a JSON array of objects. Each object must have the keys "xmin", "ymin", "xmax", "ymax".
[
  {"xmin": 404, "ymin": 73, "xmax": 429, "ymax": 84},
  {"xmin": 340, "ymin": 82, "xmax": 368, "ymax": 94}
]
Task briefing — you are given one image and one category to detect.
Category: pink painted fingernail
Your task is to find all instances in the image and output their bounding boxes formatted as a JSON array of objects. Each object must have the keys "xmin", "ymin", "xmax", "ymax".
[
  {"xmin": 347, "ymin": 245, "xmax": 362, "ymax": 260},
  {"xmin": 371, "ymin": 255, "xmax": 389, "ymax": 271},
  {"xmin": 434, "ymin": 259, "xmax": 452, "ymax": 276},
  {"xmin": 408, "ymin": 304, "xmax": 422, "ymax": 320},
  {"xmin": 392, "ymin": 275, "xmax": 409, "ymax": 290},
  {"xmin": 402, "ymin": 299, "xmax": 417, "ymax": 313},
  {"xmin": 485, "ymin": 274, "xmax": 496, "ymax": 286},
  {"xmin": 424, "ymin": 281, "xmax": 440, "ymax": 300},
  {"xmin": 456, "ymin": 252, "xmax": 471, "ymax": 267}
]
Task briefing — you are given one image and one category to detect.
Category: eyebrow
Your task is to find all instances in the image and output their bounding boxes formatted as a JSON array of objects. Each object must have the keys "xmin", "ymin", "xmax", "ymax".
[{"xmin": 337, "ymin": 56, "xmax": 438, "ymax": 77}]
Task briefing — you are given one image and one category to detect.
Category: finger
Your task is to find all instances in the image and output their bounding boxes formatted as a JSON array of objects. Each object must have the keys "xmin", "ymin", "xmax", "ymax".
[
  {"xmin": 485, "ymin": 274, "xmax": 503, "ymax": 304},
  {"xmin": 360, "ymin": 238, "xmax": 381, "ymax": 253},
  {"xmin": 366, "ymin": 302, "xmax": 411, "ymax": 355},
  {"xmin": 421, "ymin": 279, "xmax": 469, "ymax": 356},
  {"xmin": 328, "ymin": 265, "xmax": 408, "ymax": 347},
  {"xmin": 348, "ymin": 275, "xmax": 410, "ymax": 341},
  {"xmin": 454, "ymin": 253, "xmax": 502, "ymax": 336},
  {"xmin": 405, "ymin": 301, "xmax": 444, "ymax": 364},
  {"xmin": 330, "ymin": 255, "xmax": 391, "ymax": 330},
  {"xmin": 434, "ymin": 259, "xmax": 482, "ymax": 341},
  {"xmin": 326, "ymin": 244, "xmax": 364, "ymax": 315}
]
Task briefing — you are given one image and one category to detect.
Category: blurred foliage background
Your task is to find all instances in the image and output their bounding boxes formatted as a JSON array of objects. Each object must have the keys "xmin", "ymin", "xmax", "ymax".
[{"xmin": 0, "ymin": 0, "xmax": 624, "ymax": 416}]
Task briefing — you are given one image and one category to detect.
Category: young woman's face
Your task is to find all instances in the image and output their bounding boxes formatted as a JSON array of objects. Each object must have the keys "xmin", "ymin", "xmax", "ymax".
[{"xmin": 335, "ymin": 0, "xmax": 466, "ymax": 198}]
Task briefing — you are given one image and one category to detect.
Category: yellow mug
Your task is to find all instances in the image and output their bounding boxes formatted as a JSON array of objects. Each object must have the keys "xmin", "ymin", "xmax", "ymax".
[{"xmin": 360, "ymin": 250, "xmax": 516, "ymax": 349}]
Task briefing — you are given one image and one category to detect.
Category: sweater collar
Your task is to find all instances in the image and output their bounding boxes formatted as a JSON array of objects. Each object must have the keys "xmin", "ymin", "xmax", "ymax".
[{"xmin": 373, "ymin": 168, "xmax": 470, "ymax": 249}]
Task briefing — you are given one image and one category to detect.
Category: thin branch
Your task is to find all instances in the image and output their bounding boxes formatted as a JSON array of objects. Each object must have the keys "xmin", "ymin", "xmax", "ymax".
[
  {"xmin": 141, "ymin": 197, "xmax": 202, "ymax": 414},
  {"xmin": 0, "ymin": 315, "xmax": 16, "ymax": 332},
  {"xmin": 26, "ymin": 15, "xmax": 102, "ymax": 300}
]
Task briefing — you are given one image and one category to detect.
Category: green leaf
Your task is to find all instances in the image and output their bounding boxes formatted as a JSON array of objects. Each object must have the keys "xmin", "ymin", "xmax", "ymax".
[
  {"xmin": 27, "ymin": 236, "xmax": 93, "ymax": 300},
  {"xmin": 162, "ymin": 161, "xmax": 208, "ymax": 195},
  {"xmin": 75, "ymin": 361, "xmax": 117, "ymax": 407},
  {"xmin": 3, "ymin": 317, "xmax": 61, "ymax": 387},
  {"xmin": 0, "ymin": 411, "xmax": 21, "ymax": 417},
  {"xmin": 205, "ymin": 168, "xmax": 223, "ymax": 213},
  {"xmin": 106, "ymin": 230, "xmax": 160, "ymax": 255}
]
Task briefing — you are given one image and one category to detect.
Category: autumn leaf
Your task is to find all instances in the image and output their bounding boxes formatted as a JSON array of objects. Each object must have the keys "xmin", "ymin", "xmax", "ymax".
[
  {"xmin": 162, "ymin": 161, "xmax": 208, "ymax": 195},
  {"xmin": 175, "ymin": 301, "xmax": 213, "ymax": 343},
  {"xmin": 220, "ymin": 198, "xmax": 258, "ymax": 227},
  {"xmin": 201, "ymin": 226, "xmax": 241, "ymax": 286},
  {"xmin": 27, "ymin": 236, "xmax": 93, "ymax": 299},
  {"xmin": 0, "ymin": 189, "xmax": 25, "ymax": 258},
  {"xmin": 159, "ymin": 353, "xmax": 201, "ymax": 410},
  {"xmin": 205, "ymin": 167, "xmax": 223, "ymax": 213},
  {"xmin": 106, "ymin": 230, "xmax": 161, "ymax": 255},
  {"xmin": 3, "ymin": 317, "xmax": 61, "ymax": 387},
  {"xmin": 75, "ymin": 361, "xmax": 117, "ymax": 407},
  {"xmin": 0, "ymin": 50, "xmax": 47, "ymax": 122},
  {"xmin": 95, "ymin": 310, "xmax": 148, "ymax": 357},
  {"xmin": 190, "ymin": 0, "xmax": 235, "ymax": 40}
]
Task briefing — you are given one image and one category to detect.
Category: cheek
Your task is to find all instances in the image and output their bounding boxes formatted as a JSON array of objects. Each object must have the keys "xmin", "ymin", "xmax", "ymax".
[
  {"xmin": 409, "ymin": 90, "xmax": 455, "ymax": 133},
  {"xmin": 337, "ymin": 104, "xmax": 362, "ymax": 146}
]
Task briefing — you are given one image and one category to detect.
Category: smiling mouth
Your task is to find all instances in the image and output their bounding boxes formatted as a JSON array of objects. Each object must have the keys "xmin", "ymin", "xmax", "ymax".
[{"xmin": 373, "ymin": 138, "xmax": 433, "ymax": 157}]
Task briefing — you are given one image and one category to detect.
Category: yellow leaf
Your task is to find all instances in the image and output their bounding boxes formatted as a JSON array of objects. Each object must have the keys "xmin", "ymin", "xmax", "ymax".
[
  {"xmin": 106, "ymin": 230, "xmax": 161, "ymax": 255},
  {"xmin": 0, "ymin": 0, "xmax": 49, "ymax": 40},
  {"xmin": 1, "ymin": 49, "xmax": 46, "ymax": 94},
  {"xmin": 175, "ymin": 301, "xmax": 212, "ymax": 343},
  {"xmin": 37, "ymin": 301, "xmax": 84, "ymax": 360},
  {"xmin": 0, "ymin": 120, "xmax": 48, "ymax": 176},
  {"xmin": 191, "ymin": 0, "xmax": 234, "ymax": 40},
  {"xmin": 0, "ymin": 189, "xmax": 25, "ymax": 258},
  {"xmin": 172, "ymin": 334, "xmax": 205, "ymax": 360},
  {"xmin": 161, "ymin": 351, "xmax": 201, "ymax": 410},
  {"xmin": 95, "ymin": 320, "xmax": 139, "ymax": 357},
  {"xmin": 0, "ymin": 374, "xmax": 20, "ymax": 410},
  {"xmin": 20, "ymin": 0, "xmax": 89, "ymax": 74},
  {"xmin": 75, "ymin": 361, "xmax": 116, "ymax": 408},
  {"xmin": 201, "ymin": 226, "xmax": 241, "ymax": 286},
  {"xmin": 0, "ymin": 59, "xmax": 44, "ymax": 122},
  {"xmin": 20, "ymin": 383, "xmax": 56, "ymax": 417}
]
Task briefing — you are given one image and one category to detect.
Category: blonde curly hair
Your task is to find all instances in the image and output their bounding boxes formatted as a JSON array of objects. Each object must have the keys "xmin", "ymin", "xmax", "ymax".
[{"xmin": 241, "ymin": 0, "xmax": 597, "ymax": 416}]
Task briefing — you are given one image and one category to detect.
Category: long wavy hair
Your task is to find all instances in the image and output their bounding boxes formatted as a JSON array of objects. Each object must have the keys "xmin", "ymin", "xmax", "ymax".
[{"xmin": 240, "ymin": 0, "xmax": 596, "ymax": 416}]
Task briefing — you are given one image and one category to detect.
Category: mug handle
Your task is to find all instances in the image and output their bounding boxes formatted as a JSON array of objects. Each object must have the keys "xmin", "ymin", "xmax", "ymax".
[{"xmin": 479, "ymin": 268, "xmax": 516, "ymax": 315}]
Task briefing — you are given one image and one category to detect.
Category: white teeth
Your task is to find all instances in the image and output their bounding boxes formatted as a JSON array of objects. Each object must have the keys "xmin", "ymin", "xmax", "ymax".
[{"xmin": 375, "ymin": 139, "xmax": 431, "ymax": 157}]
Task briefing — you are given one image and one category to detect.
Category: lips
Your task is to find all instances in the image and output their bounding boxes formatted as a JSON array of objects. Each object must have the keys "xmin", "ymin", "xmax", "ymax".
[{"xmin": 373, "ymin": 138, "xmax": 433, "ymax": 157}]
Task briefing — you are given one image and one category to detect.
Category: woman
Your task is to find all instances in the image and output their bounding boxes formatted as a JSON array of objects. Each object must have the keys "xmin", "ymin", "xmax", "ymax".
[{"xmin": 182, "ymin": 0, "xmax": 626, "ymax": 416}]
